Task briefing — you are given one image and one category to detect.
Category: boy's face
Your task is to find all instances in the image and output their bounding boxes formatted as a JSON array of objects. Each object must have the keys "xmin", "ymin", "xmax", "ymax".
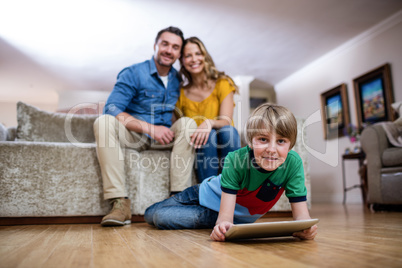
[{"xmin": 251, "ymin": 132, "xmax": 291, "ymax": 172}]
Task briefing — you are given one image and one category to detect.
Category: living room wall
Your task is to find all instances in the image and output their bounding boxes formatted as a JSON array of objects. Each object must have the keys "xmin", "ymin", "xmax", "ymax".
[
  {"xmin": 0, "ymin": 37, "xmax": 69, "ymax": 126},
  {"xmin": 0, "ymin": 37, "xmax": 111, "ymax": 127},
  {"xmin": 275, "ymin": 11, "xmax": 402, "ymax": 203}
]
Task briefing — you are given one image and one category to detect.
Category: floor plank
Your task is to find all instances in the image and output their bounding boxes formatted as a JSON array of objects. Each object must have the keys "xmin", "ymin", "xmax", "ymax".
[
  {"xmin": 42, "ymin": 225, "xmax": 93, "ymax": 268},
  {"xmin": 0, "ymin": 204, "xmax": 402, "ymax": 268},
  {"xmin": 176, "ymin": 228, "xmax": 311, "ymax": 268},
  {"xmin": 141, "ymin": 226, "xmax": 253, "ymax": 268},
  {"xmin": 0, "ymin": 225, "xmax": 68, "ymax": 268},
  {"xmin": 91, "ymin": 226, "xmax": 144, "ymax": 267},
  {"xmin": 116, "ymin": 225, "xmax": 194, "ymax": 267}
]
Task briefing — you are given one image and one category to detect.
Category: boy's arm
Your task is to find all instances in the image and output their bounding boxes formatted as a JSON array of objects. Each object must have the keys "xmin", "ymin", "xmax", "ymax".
[
  {"xmin": 291, "ymin": 201, "xmax": 318, "ymax": 240},
  {"xmin": 210, "ymin": 191, "xmax": 236, "ymax": 242}
]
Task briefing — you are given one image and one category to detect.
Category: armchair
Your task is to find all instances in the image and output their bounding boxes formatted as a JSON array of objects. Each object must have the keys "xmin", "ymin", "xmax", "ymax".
[{"xmin": 360, "ymin": 119, "xmax": 402, "ymax": 208}]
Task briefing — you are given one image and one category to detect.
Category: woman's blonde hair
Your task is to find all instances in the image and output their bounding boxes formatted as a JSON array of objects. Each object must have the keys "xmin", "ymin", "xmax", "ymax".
[
  {"xmin": 245, "ymin": 103, "xmax": 298, "ymax": 149},
  {"xmin": 180, "ymin": 36, "xmax": 238, "ymax": 92}
]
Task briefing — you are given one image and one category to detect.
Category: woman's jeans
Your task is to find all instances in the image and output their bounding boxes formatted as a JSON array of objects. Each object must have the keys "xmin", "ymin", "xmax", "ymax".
[
  {"xmin": 144, "ymin": 185, "xmax": 218, "ymax": 230},
  {"xmin": 196, "ymin": 125, "xmax": 241, "ymax": 182}
]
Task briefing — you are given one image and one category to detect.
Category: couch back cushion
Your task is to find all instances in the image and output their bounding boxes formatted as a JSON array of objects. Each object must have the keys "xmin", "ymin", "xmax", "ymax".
[
  {"xmin": 16, "ymin": 102, "xmax": 99, "ymax": 143},
  {"xmin": 7, "ymin": 127, "xmax": 17, "ymax": 141},
  {"xmin": 0, "ymin": 123, "xmax": 7, "ymax": 141}
]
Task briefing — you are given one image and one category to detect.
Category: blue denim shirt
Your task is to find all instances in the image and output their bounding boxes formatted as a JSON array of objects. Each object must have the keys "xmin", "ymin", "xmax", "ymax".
[{"xmin": 104, "ymin": 57, "xmax": 181, "ymax": 127}]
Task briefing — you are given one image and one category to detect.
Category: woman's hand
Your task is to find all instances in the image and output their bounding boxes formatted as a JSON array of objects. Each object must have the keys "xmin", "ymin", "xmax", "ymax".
[
  {"xmin": 190, "ymin": 120, "xmax": 213, "ymax": 148},
  {"xmin": 210, "ymin": 221, "xmax": 234, "ymax": 242}
]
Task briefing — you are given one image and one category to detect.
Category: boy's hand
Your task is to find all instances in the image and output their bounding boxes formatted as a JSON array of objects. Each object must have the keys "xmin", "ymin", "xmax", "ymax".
[
  {"xmin": 292, "ymin": 224, "xmax": 318, "ymax": 240},
  {"xmin": 210, "ymin": 221, "xmax": 234, "ymax": 242}
]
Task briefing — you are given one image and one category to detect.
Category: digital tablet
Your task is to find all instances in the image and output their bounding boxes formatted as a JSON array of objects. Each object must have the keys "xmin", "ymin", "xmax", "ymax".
[{"xmin": 224, "ymin": 219, "xmax": 319, "ymax": 240}]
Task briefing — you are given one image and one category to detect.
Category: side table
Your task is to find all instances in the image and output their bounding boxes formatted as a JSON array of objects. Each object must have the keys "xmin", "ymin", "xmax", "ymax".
[{"xmin": 342, "ymin": 152, "xmax": 367, "ymax": 204}]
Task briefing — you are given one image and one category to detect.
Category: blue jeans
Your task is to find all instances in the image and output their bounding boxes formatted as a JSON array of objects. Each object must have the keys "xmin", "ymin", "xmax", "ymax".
[
  {"xmin": 196, "ymin": 125, "xmax": 241, "ymax": 182},
  {"xmin": 144, "ymin": 185, "xmax": 218, "ymax": 230}
]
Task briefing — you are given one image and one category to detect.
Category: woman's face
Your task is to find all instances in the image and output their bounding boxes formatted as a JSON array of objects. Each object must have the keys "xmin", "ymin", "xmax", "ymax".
[{"xmin": 182, "ymin": 42, "xmax": 205, "ymax": 75}]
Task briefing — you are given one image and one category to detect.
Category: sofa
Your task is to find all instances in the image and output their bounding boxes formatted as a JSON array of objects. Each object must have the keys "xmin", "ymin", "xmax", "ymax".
[
  {"xmin": 0, "ymin": 102, "xmax": 311, "ymax": 223},
  {"xmin": 360, "ymin": 117, "xmax": 402, "ymax": 208}
]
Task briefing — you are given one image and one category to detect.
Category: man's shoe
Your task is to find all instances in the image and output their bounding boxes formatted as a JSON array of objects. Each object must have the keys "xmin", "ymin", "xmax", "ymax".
[{"xmin": 101, "ymin": 198, "xmax": 131, "ymax": 226}]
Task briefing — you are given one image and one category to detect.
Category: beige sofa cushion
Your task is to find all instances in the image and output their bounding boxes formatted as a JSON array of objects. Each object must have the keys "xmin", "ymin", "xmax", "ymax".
[
  {"xmin": 0, "ymin": 123, "xmax": 7, "ymax": 141},
  {"xmin": 16, "ymin": 102, "xmax": 98, "ymax": 143},
  {"xmin": 382, "ymin": 147, "xmax": 402, "ymax": 167}
]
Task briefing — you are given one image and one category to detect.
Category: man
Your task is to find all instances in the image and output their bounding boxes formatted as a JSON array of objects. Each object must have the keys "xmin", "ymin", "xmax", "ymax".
[{"xmin": 94, "ymin": 26, "xmax": 196, "ymax": 226}]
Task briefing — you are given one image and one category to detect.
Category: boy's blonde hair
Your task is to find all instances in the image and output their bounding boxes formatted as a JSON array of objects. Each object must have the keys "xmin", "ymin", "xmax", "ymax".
[{"xmin": 245, "ymin": 103, "xmax": 298, "ymax": 149}]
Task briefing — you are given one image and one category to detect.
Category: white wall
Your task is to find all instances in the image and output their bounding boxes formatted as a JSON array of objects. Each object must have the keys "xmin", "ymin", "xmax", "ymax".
[
  {"xmin": 275, "ymin": 11, "xmax": 402, "ymax": 203},
  {"xmin": 0, "ymin": 39, "xmax": 59, "ymax": 126},
  {"xmin": 58, "ymin": 90, "xmax": 110, "ymax": 111},
  {"xmin": 0, "ymin": 37, "xmax": 112, "ymax": 126}
]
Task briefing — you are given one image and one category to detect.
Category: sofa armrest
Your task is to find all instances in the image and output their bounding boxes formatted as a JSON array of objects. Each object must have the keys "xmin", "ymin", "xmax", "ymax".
[
  {"xmin": 360, "ymin": 123, "xmax": 390, "ymax": 203},
  {"xmin": 361, "ymin": 123, "xmax": 389, "ymax": 166}
]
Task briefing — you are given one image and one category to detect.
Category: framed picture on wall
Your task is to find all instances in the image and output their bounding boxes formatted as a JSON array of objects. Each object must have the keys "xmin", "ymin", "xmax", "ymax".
[
  {"xmin": 353, "ymin": 63, "xmax": 395, "ymax": 130},
  {"xmin": 320, "ymin": 83, "xmax": 350, "ymax": 140}
]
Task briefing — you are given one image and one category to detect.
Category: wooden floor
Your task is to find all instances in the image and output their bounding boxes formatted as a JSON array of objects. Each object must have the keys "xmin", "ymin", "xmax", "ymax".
[{"xmin": 1, "ymin": 204, "xmax": 402, "ymax": 268}]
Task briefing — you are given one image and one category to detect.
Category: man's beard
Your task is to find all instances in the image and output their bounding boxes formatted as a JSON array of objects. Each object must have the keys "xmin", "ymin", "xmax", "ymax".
[
  {"xmin": 158, "ymin": 60, "xmax": 173, "ymax": 67},
  {"xmin": 156, "ymin": 54, "xmax": 174, "ymax": 67}
]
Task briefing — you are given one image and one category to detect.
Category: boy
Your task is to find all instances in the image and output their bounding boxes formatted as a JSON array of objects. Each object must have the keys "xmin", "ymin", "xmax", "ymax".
[{"xmin": 145, "ymin": 103, "xmax": 317, "ymax": 241}]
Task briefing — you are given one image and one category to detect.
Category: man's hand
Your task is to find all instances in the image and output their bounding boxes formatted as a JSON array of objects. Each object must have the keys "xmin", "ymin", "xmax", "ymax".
[
  {"xmin": 116, "ymin": 112, "xmax": 174, "ymax": 145},
  {"xmin": 210, "ymin": 221, "xmax": 234, "ymax": 242},
  {"xmin": 150, "ymin": 125, "xmax": 175, "ymax": 145},
  {"xmin": 292, "ymin": 224, "xmax": 318, "ymax": 240}
]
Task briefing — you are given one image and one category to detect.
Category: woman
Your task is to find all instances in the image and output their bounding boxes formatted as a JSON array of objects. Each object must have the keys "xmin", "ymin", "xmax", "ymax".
[{"xmin": 175, "ymin": 37, "xmax": 241, "ymax": 182}]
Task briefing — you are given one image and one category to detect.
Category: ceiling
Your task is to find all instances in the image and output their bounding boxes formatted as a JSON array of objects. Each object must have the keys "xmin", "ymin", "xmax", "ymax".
[{"xmin": 1, "ymin": 0, "xmax": 402, "ymax": 92}]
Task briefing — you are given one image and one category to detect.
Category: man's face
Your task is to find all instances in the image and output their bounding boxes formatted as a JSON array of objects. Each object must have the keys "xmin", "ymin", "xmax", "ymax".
[
  {"xmin": 251, "ymin": 131, "xmax": 291, "ymax": 172},
  {"xmin": 154, "ymin": 32, "xmax": 182, "ymax": 68}
]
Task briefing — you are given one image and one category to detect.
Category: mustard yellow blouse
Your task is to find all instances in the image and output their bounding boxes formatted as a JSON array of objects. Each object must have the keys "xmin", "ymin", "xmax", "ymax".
[{"xmin": 175, "ymin": 79, "xmax": 236, "ymax": 126}]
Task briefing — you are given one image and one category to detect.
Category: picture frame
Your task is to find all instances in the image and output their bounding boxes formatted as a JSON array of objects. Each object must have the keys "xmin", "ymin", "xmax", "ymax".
[
  {"xmin": 320, "ymin": 83, "xmax": 350, "ymax": 140},
  {"xmin": 353, "ymin": 63, "xmax": 395, "ymax": 130}
]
